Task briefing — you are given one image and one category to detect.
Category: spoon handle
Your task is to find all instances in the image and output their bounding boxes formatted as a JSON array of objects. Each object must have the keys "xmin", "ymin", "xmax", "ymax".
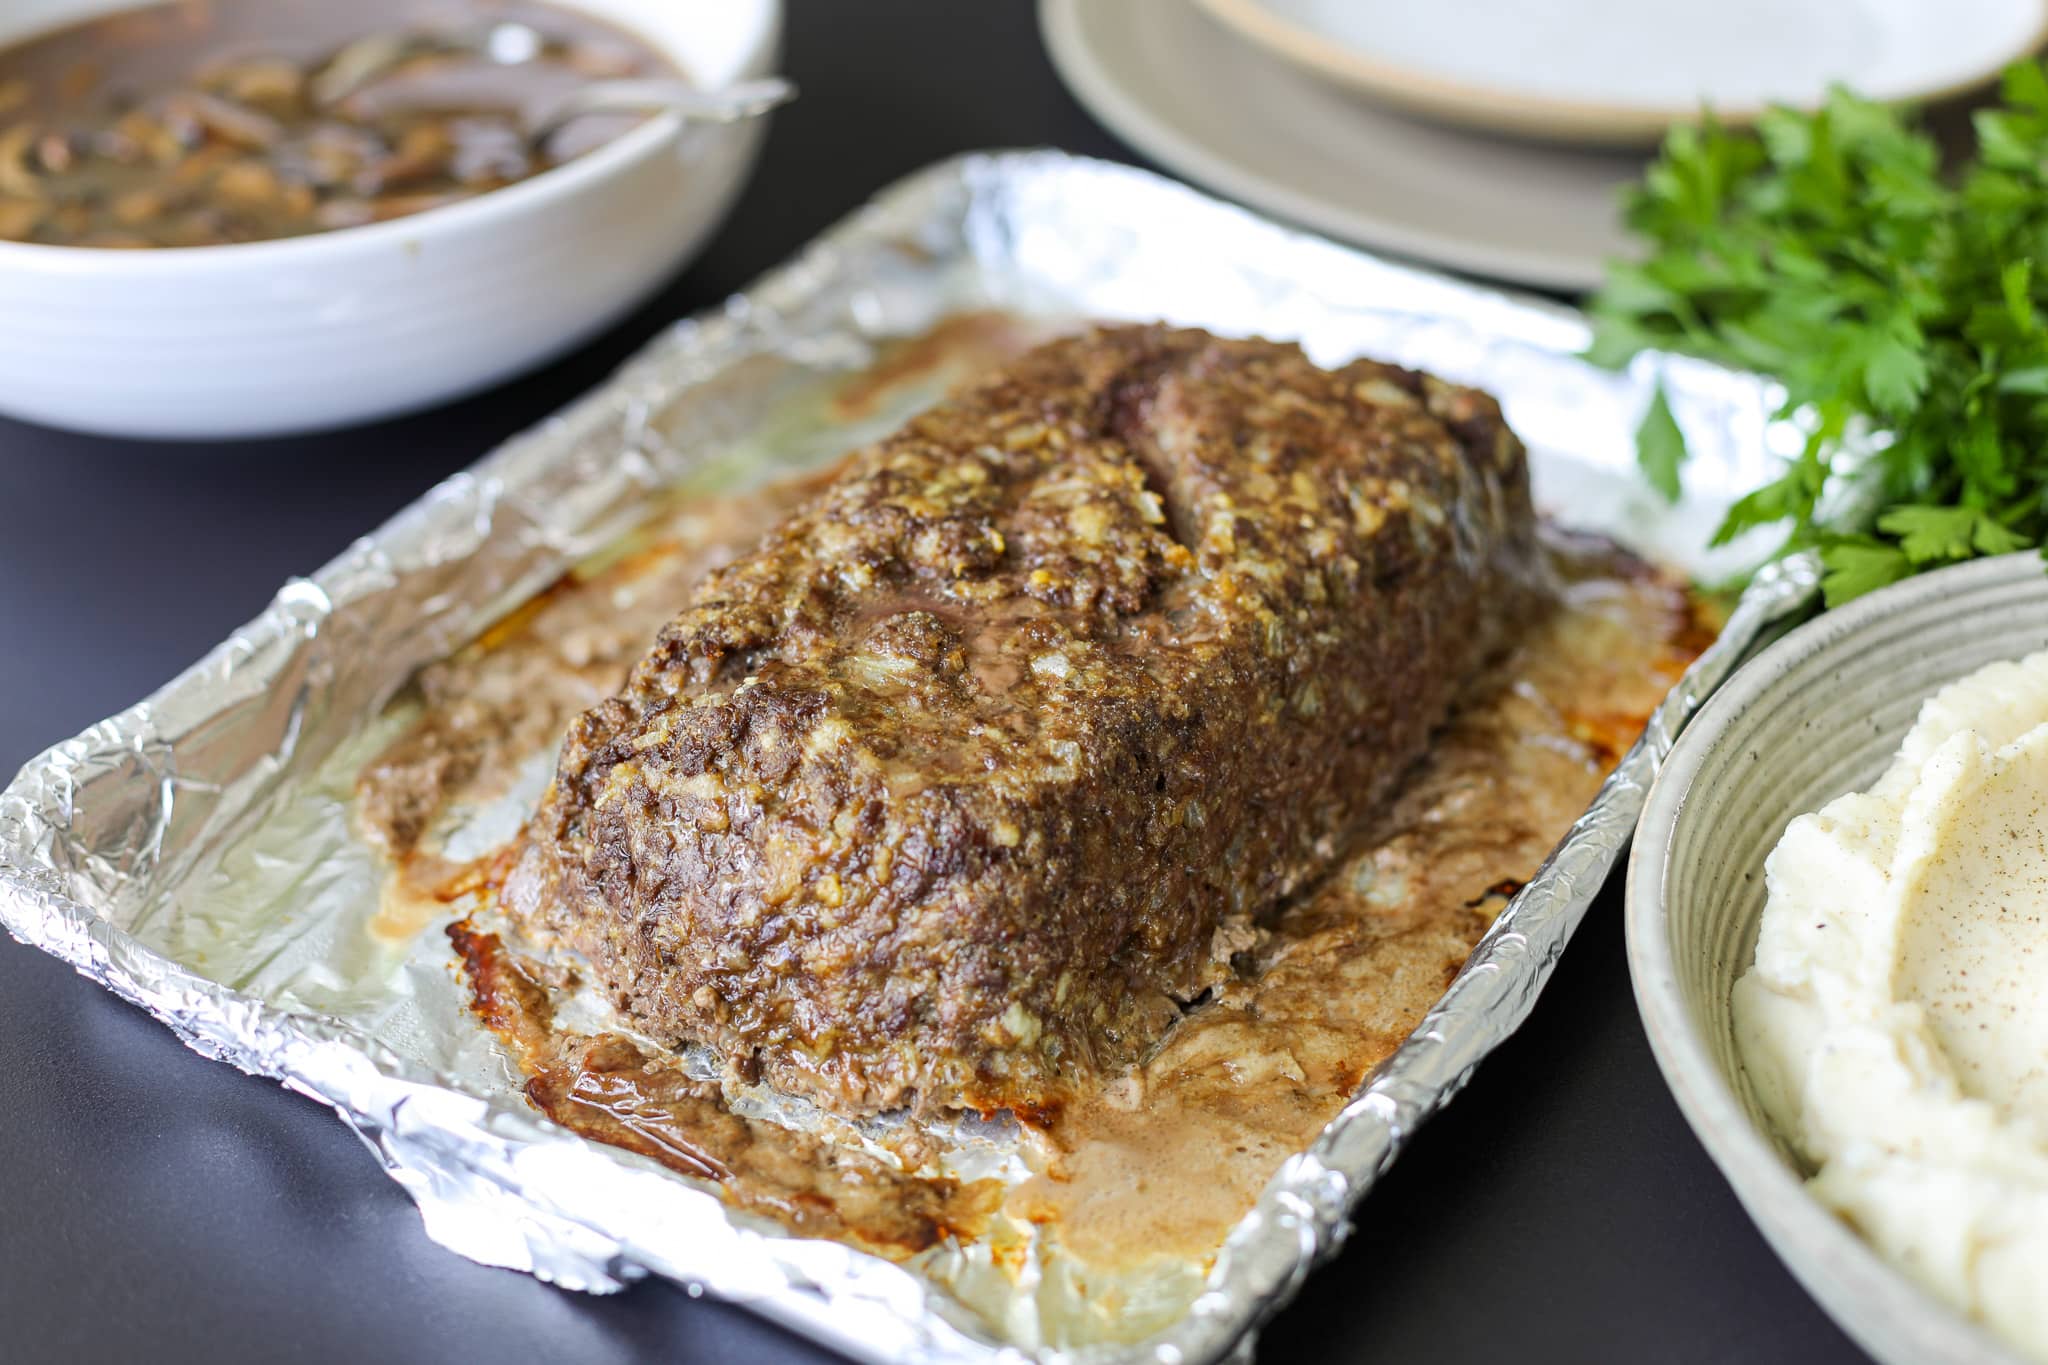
[{"xmin": 526, "ymin": 77, "xmax": 797, "ymax": 150}]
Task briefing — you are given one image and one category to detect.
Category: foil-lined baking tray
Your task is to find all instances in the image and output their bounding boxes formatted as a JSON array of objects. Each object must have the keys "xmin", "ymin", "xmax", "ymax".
[{"xmin": 0, "ymin": 151, "xmax": 1819, "ymax": 1364}]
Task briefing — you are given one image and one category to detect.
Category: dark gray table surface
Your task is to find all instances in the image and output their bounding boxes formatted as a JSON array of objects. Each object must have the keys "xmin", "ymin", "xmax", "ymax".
[{"xmin": 0, "ymin": 4, "xmax": 1869, "ymax": 1362}]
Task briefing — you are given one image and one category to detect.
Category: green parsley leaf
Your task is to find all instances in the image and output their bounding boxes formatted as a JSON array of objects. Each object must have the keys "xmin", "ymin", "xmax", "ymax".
[
  {"xmin": 1877, "ymin": 505, "xmax": 1978, "ymax": 563},
  {"xmin": 2003, "ymin": 260, "xmax": 2037, "ymax": 334},
  {"xmin": 1975, "ymin": 517, "xmax": 2032, "ymax": 556},
  {"xmin": 1851, "ymin": 321, "xmax": 1929, "ymax": 414},
  {"xmin": 1635, "ymin": 384, "xmax": 1688, "ymax": 501},
  {"xmin": 1587, "ymin": 62, "xmax": 2048, "ymax": 603},
  {"xmin": 1708, "ymin": 474, "xmax": 1793, "ymax": 543},
  {"xmin": 1819, "ymin": 539, "xmax": 1911, "ymax": 606}
]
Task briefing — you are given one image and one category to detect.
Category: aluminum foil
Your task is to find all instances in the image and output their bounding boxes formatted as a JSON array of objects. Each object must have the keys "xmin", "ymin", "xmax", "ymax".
[{"xmin": 0, "ymin": 151, "xmax": 1820, "ymax": 1364}]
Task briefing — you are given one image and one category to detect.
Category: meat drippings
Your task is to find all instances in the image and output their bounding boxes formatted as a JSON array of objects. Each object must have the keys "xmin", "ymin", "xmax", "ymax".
[
  {"xmin": 829, "ymin": 312, "xmax": 1042, "ymax": 421},
  {"xmin": 376, "ymin": 513, "xmax": 1704, "ymax": 1267},
  {"xmin": 356, "ymin": 483, "xmax": 815, "ymax": 869},
  {"xmin": 358, "ymin": 311, "xmax": 1049, "ymax": 876},
  {"xmin": 451, "ymin": 920, "xmax": 1001, "ymax": 1256},
  {"xmin": 1010, "ymin": 531, "xmax": 1708, "ymax": 1264},
  {"xmin": 352, "ymin": 320, "xmax": 1711, "ymax": 1276}
]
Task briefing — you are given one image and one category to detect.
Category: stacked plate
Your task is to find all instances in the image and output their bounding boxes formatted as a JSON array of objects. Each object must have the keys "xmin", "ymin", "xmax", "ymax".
[{"xmin": 1040, "ymin": 0, "xmax": 2048, "ymax": 290}]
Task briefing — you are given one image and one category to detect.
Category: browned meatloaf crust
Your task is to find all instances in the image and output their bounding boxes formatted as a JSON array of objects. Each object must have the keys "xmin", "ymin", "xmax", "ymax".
[{"xmin": 525, "ymin": 324, "xmax": 1536, "ymax": 1116}]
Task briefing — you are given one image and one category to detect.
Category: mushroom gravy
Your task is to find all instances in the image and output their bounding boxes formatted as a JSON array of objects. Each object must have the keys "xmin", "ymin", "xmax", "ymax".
[{"xmin": 0, "ymin": 0, "xmax": 673, "ymax": 247}]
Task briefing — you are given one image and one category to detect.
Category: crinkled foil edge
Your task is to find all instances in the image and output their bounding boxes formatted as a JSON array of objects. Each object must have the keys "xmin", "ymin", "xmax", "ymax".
[{"xmin": 0, "ymin": 151, "xmax": 1820, "ymax": 1365}]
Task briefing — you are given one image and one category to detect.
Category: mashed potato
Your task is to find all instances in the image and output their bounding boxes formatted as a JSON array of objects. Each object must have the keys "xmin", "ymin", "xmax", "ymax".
[{"xmin": 1736, "ymin": 649, "xmax": 2048, "ymax": 1360}]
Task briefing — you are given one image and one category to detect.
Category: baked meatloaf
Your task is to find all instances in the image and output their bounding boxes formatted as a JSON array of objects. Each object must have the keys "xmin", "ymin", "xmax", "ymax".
[{"xmin": 523, "ymin": 324, "xmax": 1536, "ymax": 1116}]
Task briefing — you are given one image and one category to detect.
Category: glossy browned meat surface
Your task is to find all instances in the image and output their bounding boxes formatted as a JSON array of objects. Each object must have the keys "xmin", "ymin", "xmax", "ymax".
[{"xmin": 523, "ymin": 323, "xmax": 1536, "ymax": 1115}]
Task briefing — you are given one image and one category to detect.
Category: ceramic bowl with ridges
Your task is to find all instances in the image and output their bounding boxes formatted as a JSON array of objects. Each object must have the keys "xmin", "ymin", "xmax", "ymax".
[{"xmin": 1628, "ymin": 552, "xmax": 2048, "ymax": 1365}]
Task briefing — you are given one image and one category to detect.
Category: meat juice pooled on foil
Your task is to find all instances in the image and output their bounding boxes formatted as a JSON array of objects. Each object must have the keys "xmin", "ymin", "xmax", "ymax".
[{"xmin": 357, "ymin": 317, "xmax": 1709, "ymax": 1281}]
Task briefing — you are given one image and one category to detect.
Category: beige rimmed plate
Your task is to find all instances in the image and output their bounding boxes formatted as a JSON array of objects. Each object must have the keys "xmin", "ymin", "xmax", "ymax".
[
  {"xmin": 1039, "ymin": 0, "xmax": 1643, "ymax": 289},
  {"xmin": 1195, "ymin": 0, "xmax": 2048, "ymax": 146},
  {"xmin": 1627, "ymin": 552, "xmax": 2048, "ymax": 1365}
]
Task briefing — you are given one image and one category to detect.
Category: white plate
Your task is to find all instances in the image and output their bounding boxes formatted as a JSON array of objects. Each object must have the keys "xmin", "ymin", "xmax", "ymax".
[
  {"xmin": 1040, "ymin": 0, "xmax": 1642, "ymax": 290},
  {"xmin": 1195, "ymin": 0, "xmax": 2048, "ymax": 146}
]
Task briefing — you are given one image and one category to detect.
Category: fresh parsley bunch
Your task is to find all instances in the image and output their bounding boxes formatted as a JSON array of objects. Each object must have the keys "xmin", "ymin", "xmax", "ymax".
[{"xmin": 1587, "ymin": 63, "xmax": 2048, "ymax": 605}]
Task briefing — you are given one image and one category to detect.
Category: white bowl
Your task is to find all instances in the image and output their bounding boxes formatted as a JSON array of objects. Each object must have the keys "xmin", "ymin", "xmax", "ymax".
[
  {"xmin": 0, "ymin": 0, "xmax": 780, "ymax": 440},
  {"xmin": 1627, "ymin": 553, "xmax": 2048, "ymax": 1365}
]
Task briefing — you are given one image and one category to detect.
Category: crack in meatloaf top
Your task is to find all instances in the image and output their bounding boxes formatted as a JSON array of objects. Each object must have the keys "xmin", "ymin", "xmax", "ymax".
[{"xmin": 517, "ymin": 323, "xmax": 1536, "ymax": 1116}]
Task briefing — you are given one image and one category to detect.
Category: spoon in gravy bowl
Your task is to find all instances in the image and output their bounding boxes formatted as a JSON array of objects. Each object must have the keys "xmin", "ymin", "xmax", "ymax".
[
  {"xmin": 313, "ymin": 22, "xmax": 794, "ymax": 149},
  {"xmin": 522, "ymin": 76, "xmax": 795, "ymax": 149},
  {"xmin": 313, "ymin": 21, "xmax": 559, "ymax": 105}
]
